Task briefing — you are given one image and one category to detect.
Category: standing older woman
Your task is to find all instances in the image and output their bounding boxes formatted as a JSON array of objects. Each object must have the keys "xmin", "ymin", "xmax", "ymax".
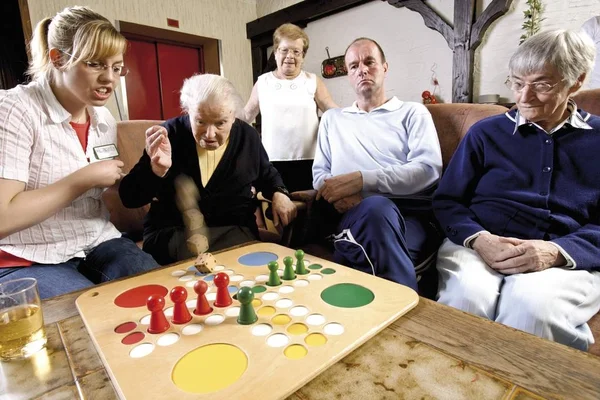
[
  {"xmin": 433, "ymin": 29, "xmax": 600, "ymax": 350},
  {"xmin": 0, "ymin": 6, "xmax": 159, "ymax": 299},
  {"xmin": 119, "ymin": 74, "xmax": 297, "ymax": 265},
  {"xmin": 243, "ymin": 23, "xmax": 338, "ymax": 192}
]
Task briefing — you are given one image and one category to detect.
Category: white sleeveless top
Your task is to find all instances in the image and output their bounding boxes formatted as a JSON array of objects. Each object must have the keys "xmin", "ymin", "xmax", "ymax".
[{"xmin": 257, "ymin": 71, "xmax": 319, "ymax": 161}]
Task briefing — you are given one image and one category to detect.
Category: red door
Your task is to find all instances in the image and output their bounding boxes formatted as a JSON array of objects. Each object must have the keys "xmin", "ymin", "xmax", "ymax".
[
  {"xmin": 123, "ymin": 39, "xmax": 203, "ymax": 120},
  {"xmin": 157, "ymin": 43, "xmax": 202, "ymax": 119}
]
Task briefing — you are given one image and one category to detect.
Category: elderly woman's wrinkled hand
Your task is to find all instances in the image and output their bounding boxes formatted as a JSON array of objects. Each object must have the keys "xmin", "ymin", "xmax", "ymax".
[
  {"xmin": 145, "ymin": 125, "xmax": 172, "ymax": 177},
  {"xmin": 271, "ymin": 192, "xmax": 297, "ymax": 232},
  {"xmin": 472, "ymin": 233, "xmax": 523, "ymax": 266},
  {"xmin": 489, "ymin": 239, "xmax": 567, "ymax": 275}
]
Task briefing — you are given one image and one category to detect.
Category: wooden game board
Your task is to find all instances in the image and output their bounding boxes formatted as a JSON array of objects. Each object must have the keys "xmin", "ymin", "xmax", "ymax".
[{"xmin": 76, "ymin": 242, "xmax": 418, "ymax": 400}]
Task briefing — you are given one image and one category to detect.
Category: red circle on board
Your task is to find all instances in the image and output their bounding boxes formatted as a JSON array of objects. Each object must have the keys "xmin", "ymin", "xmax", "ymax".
[
  {"xmin": 114, "ymin": 321, "xmax": 137, "ymax": 334},
  {"xmin": 122, "ymin": 332, "xmax": 145, "ymax": 345},
  {"xmin": 114, "ymin": 285, "xmax": 169, "ymax": 308}
]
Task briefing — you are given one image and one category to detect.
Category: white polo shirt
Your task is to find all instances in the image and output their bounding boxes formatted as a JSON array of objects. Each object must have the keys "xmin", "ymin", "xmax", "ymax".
[{"xmin": 0, "ymin": 78, "xmax": 121, "ymax": 264}]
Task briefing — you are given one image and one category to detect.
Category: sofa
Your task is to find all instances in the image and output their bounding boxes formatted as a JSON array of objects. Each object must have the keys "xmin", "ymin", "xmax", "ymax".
[{"xmin": 102, "ymin": 90, "xmax": 600, "ymax": 356}]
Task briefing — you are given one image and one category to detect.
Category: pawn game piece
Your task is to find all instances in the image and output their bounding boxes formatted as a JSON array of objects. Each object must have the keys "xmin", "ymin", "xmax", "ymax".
[
  {"xmin": 193, "ymin": 280, "xmax": 213, "ymax": 315},
  {"xmin": 147, "ymin": 294, "xmax": 170, "ymax": 334},
  {"xmin": 213, "ymin": 272, "xmax": 233, "ymax": 307},
  {"xmin": 282, "ymin": 256, "xmax": 296, "ymax": 280},
  {"xmin": 170, "ymin": 286, "xmax": 192, "ymax": 324},
  {"xmin": 237, "ymin": 287, "xmax": 258, "ymax": 325},
  {"xmin": 266, "ymin": 261, "xmax": 281, "ymax": 286},
  {"xmin": 295, "ymin": 249, "xmax": 308, "ymax": 275},
  {"xmin": 194, "ymin": 252, "xmax": 216, "ymax": 274}
]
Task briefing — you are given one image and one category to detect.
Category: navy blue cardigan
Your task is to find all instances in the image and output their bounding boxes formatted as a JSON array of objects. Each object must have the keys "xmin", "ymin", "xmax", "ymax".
[
  {"xmin": 433, "ymin": 109, "xmax": 600, "ymax": 270},
  {"xmin": 119, "ymin": 117, "xmax": 284, "ymax": 238}
]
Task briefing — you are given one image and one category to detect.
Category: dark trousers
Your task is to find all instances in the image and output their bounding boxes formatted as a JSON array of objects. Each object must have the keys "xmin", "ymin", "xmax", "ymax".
[
  {"xmin": 143, "ymin": 225, "xmax": 257, "ymax": 265},
  {"xmin": 271, "ymin": 160, "xmax": 314, "ymax": 193},
  {"xmin": 0, "ymin": 237, "xmax": 160, "ymax": 299},
  {"xmin": 316, "ymin": 196, "xmax": 440, "ymax": 291}
]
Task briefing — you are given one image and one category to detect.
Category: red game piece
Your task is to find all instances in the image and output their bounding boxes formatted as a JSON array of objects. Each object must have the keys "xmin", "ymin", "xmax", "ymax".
[
  {"xmin": 213, "ymin": 272, "xmax": 232, "ymax": 308},
  {"xmin": 193, "ymin": 280, "xmax": 213, "ymax": 315},
  {"xmin": 170, "ymin": 286, "xmax": 192, "ymax": 324},
  {"xmin": 147, "ymin": 294, "xmax": 170, "ymax": 334}
]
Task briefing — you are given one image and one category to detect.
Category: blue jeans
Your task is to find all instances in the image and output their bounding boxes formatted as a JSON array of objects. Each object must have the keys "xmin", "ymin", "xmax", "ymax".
[{"xmin": 0, "ymin": 237, "xmax": 159, "ymax": 299}]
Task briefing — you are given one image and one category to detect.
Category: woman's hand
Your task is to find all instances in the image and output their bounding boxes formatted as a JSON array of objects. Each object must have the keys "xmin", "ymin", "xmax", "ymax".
[
  {"xmin": 78, "ymin": 160, "xmax": 124, "ymax": 188},
  {"xmin": 271, "ymin": 192, "xmax": 297, "ymax": 232},
  {"xmin": 145, "ymin": 125, "xmax": 172, "ymax": 177}
]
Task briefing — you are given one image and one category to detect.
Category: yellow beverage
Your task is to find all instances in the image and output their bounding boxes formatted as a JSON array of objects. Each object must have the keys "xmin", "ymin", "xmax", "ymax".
[{"xmin": 0, "ymin": 304, "xmax": 47, "ymax": 360}]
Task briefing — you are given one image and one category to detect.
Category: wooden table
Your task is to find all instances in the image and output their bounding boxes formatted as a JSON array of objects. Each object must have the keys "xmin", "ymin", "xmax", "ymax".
[{"xmin": 2, "ymin": 278, "xmax": 600, "ymax": 400}]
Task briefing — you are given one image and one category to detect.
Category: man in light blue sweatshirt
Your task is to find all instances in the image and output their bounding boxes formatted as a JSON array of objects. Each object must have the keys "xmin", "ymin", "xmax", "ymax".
[{"xmin": 313, "ymin": 38, "xmax": 443, "ymax": 291}]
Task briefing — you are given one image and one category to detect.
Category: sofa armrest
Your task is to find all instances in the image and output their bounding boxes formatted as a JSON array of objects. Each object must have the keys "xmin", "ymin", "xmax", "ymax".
[{"xmin": 102, "ymin": 181, "xmax": 148, "ymax": 241}]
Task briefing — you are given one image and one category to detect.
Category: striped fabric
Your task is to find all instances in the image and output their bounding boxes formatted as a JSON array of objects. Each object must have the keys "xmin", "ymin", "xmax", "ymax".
[{"xmin": 0, "ymin": 78, "xmax": 121, "ymax": 264}]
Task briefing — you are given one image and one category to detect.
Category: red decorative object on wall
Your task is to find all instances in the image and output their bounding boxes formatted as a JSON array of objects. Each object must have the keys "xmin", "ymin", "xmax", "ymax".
[{"xmin": 321, "ymin": 47, "xmax": 347, "ymax": 79}]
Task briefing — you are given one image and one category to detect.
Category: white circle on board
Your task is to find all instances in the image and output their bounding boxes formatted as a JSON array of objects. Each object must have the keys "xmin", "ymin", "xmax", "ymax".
[
  {"xmin": 171, "ymin": 270, "xmax": 186, "ymax": 277},
  {"xmin": 213, "ymin": 265, "xmax": 225, "ymax": 271},
  {"xmin": 129, "ymin": 343, "xmax": 154, "ymax": 358},
  {"xmin": 289, "ymin": 306, "xmax": 309, "ymax": 317},
  {"xmin": 306, "ymin": 314, "xmax": 326, "ymax": 326},
  {"xmin": 255, "ymin": 275, "xmax": 269, "ymax": 282},
  {"xmin": 178, "ymin": 275, "xmax": 194, "ymax": 282},
  {"xmin": 279, "ymin": 286, "xmax": 294, "ymax": 294},
  {"xmin": 240, "ymin": 280, "xmax": 255, "ymax": 287},
  {"xmin": 221, "ymin": 269, "xmax": 234, "ymax": 275},
  {"xmin": 308, "ymin": 274, "xmax": 323, "ymax": 281},
  {"xmin": 157, "ymin": 333, "xmax": 179, "ymax": 346},
  {"xmin": 324, "ymin": 323, "xmax": 345, "ymax": 336},
  {"xmin": 251, "ymin": 324, "xmax": 272, "ymax": 336},
  {"xmin": 185, "ymin": 280, "xmax": 198, "ymax": 288},
  {"xmin": 186, "ymin": 299, "xmax": 196, "ymax": 309},
  {"xmin": 266, "ymin": 333, "xmax": 289, "ymax": 348},
  {"xmin": 230, "ymin": 274, "xmax": 244, "ymax": 282},
  {"xmin": 275, "ymin": 299, "xmax": 293, "ymax": 309},
  {"xmin": 293, "ymin": 279, "xmax": 309, "ymax": 287},
  {"xmin": 139, "ymin": 314, "xmax": 151, "ymax": 325},
  {"xmin": 277, "ymin": 269, "xmax": 284, "ymax": 276},
  {"xmin": 164, "ymin": 307, "xmax": 174, "ymax": 317},
  {"xmin": 205, "ymin": 314, "xmax": 225, "ymax": 325},
  {"xmin": 206, "ymin": 293, "xmax": 217, "ymax": 301},
  {"xmin": 182, "ymin": 324, "xmax": 203, "ymax": 335},
  {"xmin": 226, "ymin": 307, "xmax": 241, "ymax": 317},
  {"xmin": 262, "ymin": 292, "xmax": 279, "ymax": 301}
]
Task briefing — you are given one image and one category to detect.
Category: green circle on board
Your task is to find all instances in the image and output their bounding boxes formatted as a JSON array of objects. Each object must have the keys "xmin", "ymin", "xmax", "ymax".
[
  {"xmin": 251, "ymin": 286, "xmax": 267, "ymax": 294},
  {"xmin": 308, "ymin": 264, "xmax": 322, "ymax": 270},
  {"xmin": 321, "ymin": 283, "xmax": 374, "ymax": 308},
  {"xmin": 321, "ymin": 268, "xmax": 336, "ymax": 275}
]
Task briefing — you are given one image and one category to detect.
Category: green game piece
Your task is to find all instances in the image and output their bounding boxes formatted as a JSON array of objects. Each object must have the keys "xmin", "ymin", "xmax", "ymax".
[
  {"xmin": 237, "ymin": 287, "xmax": 258, "ymax": 325},
  {"xmin": 282, "ymin": 256, "xmax": 296, "ymax": 280},
  {"xmin": 267, "ymin": 261, "xmax": 281, "ymax": 286},
  {"xmin": 294, "ymin": 249, "xmax": 308, "ymax": 275},
  {"xmin": 308, "ymin": 264, "xmax": 322, "ymax": 270}
]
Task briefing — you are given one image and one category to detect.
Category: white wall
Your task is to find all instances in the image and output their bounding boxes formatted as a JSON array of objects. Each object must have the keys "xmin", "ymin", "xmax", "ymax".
[
  {"xmin": 27, "ymin": 0, "xmax": 257, "ymax": 119},
  {"xmin": 256, "ymin": 0, "xmax": 302, "ymax": 18},
  {"xmin": 290, "ymin": 0, "xmax": 600, "ymax": 106}
]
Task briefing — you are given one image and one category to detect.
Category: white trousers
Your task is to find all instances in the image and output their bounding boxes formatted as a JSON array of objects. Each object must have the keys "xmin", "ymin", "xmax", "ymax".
[{"xmin": 436, "ymin": 239, "xmax": 600, "ymax": 350}]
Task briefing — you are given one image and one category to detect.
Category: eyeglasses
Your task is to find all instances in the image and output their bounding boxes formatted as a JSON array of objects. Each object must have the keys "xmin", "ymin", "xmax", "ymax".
[
  {"xmin": 277, "ymin": 48, "xmax": 303, "ymax": 57},
  {"xmin": 504, "ymin": 78, "xmax": 563, "ymax": 94},
  {"xmin": 62, "ymin": 51, "xmax": 129, "ymax": 77}
]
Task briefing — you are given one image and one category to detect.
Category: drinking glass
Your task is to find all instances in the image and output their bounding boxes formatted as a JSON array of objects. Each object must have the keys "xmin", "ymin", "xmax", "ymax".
[{"xmin": 0, "ymin": 278, "xmax": 47, "ymax": 361}]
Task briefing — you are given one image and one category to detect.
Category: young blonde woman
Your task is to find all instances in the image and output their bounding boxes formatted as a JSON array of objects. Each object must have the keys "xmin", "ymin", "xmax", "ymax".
[{"xmin": 0, "ymin": 6, "xmax": 159, "ymax": 299}]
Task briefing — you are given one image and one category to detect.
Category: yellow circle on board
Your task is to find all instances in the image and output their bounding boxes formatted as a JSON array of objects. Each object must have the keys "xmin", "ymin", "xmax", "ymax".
[
  {"xmin": 172, "ymin": 344, "xmax": 247, "ymax": 393},
  {"xmin": 284, "ymin": 344, "xmax": 308, "ymax": 360},
  {"xmin": 272, "ymin": 314, "xmax": 292, "ymax": 325},
  {"xmin": 305, "ymin": 333, "xmax": 327, "ymax": 346},
  {"xmin": 257, "ymin": 306, "xmax": 276, "ymax": 316},
  {"xmin": 252, "ymin": 299, "xmax": 262, "ymax": 307},
  {"xmin": 287, "ymin": 323, "xmax": 308, "ymax": 335}
]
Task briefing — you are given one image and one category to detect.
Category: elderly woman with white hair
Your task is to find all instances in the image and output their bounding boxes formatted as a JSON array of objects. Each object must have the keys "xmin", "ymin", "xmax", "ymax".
[
  {"xmin": 433, "ymin": 29, "xmax": 600, "ymax": 350},
  {"xmin": 119, "ymin": 74, "xmax": 297, "ymax": 265}
]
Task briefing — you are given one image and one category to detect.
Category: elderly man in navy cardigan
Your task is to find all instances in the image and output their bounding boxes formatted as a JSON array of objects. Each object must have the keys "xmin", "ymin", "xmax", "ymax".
[{"xmin": 433, "ymin": 29, "xmax": 600, "ymax": 351}]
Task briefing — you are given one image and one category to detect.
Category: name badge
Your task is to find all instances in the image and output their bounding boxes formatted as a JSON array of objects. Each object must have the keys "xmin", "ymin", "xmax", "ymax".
[{"xmin": 93, "ymin": 144, "xmax": 119, "ymax": 160}]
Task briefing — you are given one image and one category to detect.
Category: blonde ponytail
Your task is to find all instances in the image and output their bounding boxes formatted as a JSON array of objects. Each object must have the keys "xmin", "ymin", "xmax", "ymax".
[{"xmin": 27, "ymin": 18, "xmax": 52, "ymax": 80}]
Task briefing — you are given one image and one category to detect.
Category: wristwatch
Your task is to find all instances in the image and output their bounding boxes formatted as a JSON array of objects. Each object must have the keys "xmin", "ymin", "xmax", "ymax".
[{"xmin": 273, "ymin": 186, "xmax": 290, "ymax": 198}]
